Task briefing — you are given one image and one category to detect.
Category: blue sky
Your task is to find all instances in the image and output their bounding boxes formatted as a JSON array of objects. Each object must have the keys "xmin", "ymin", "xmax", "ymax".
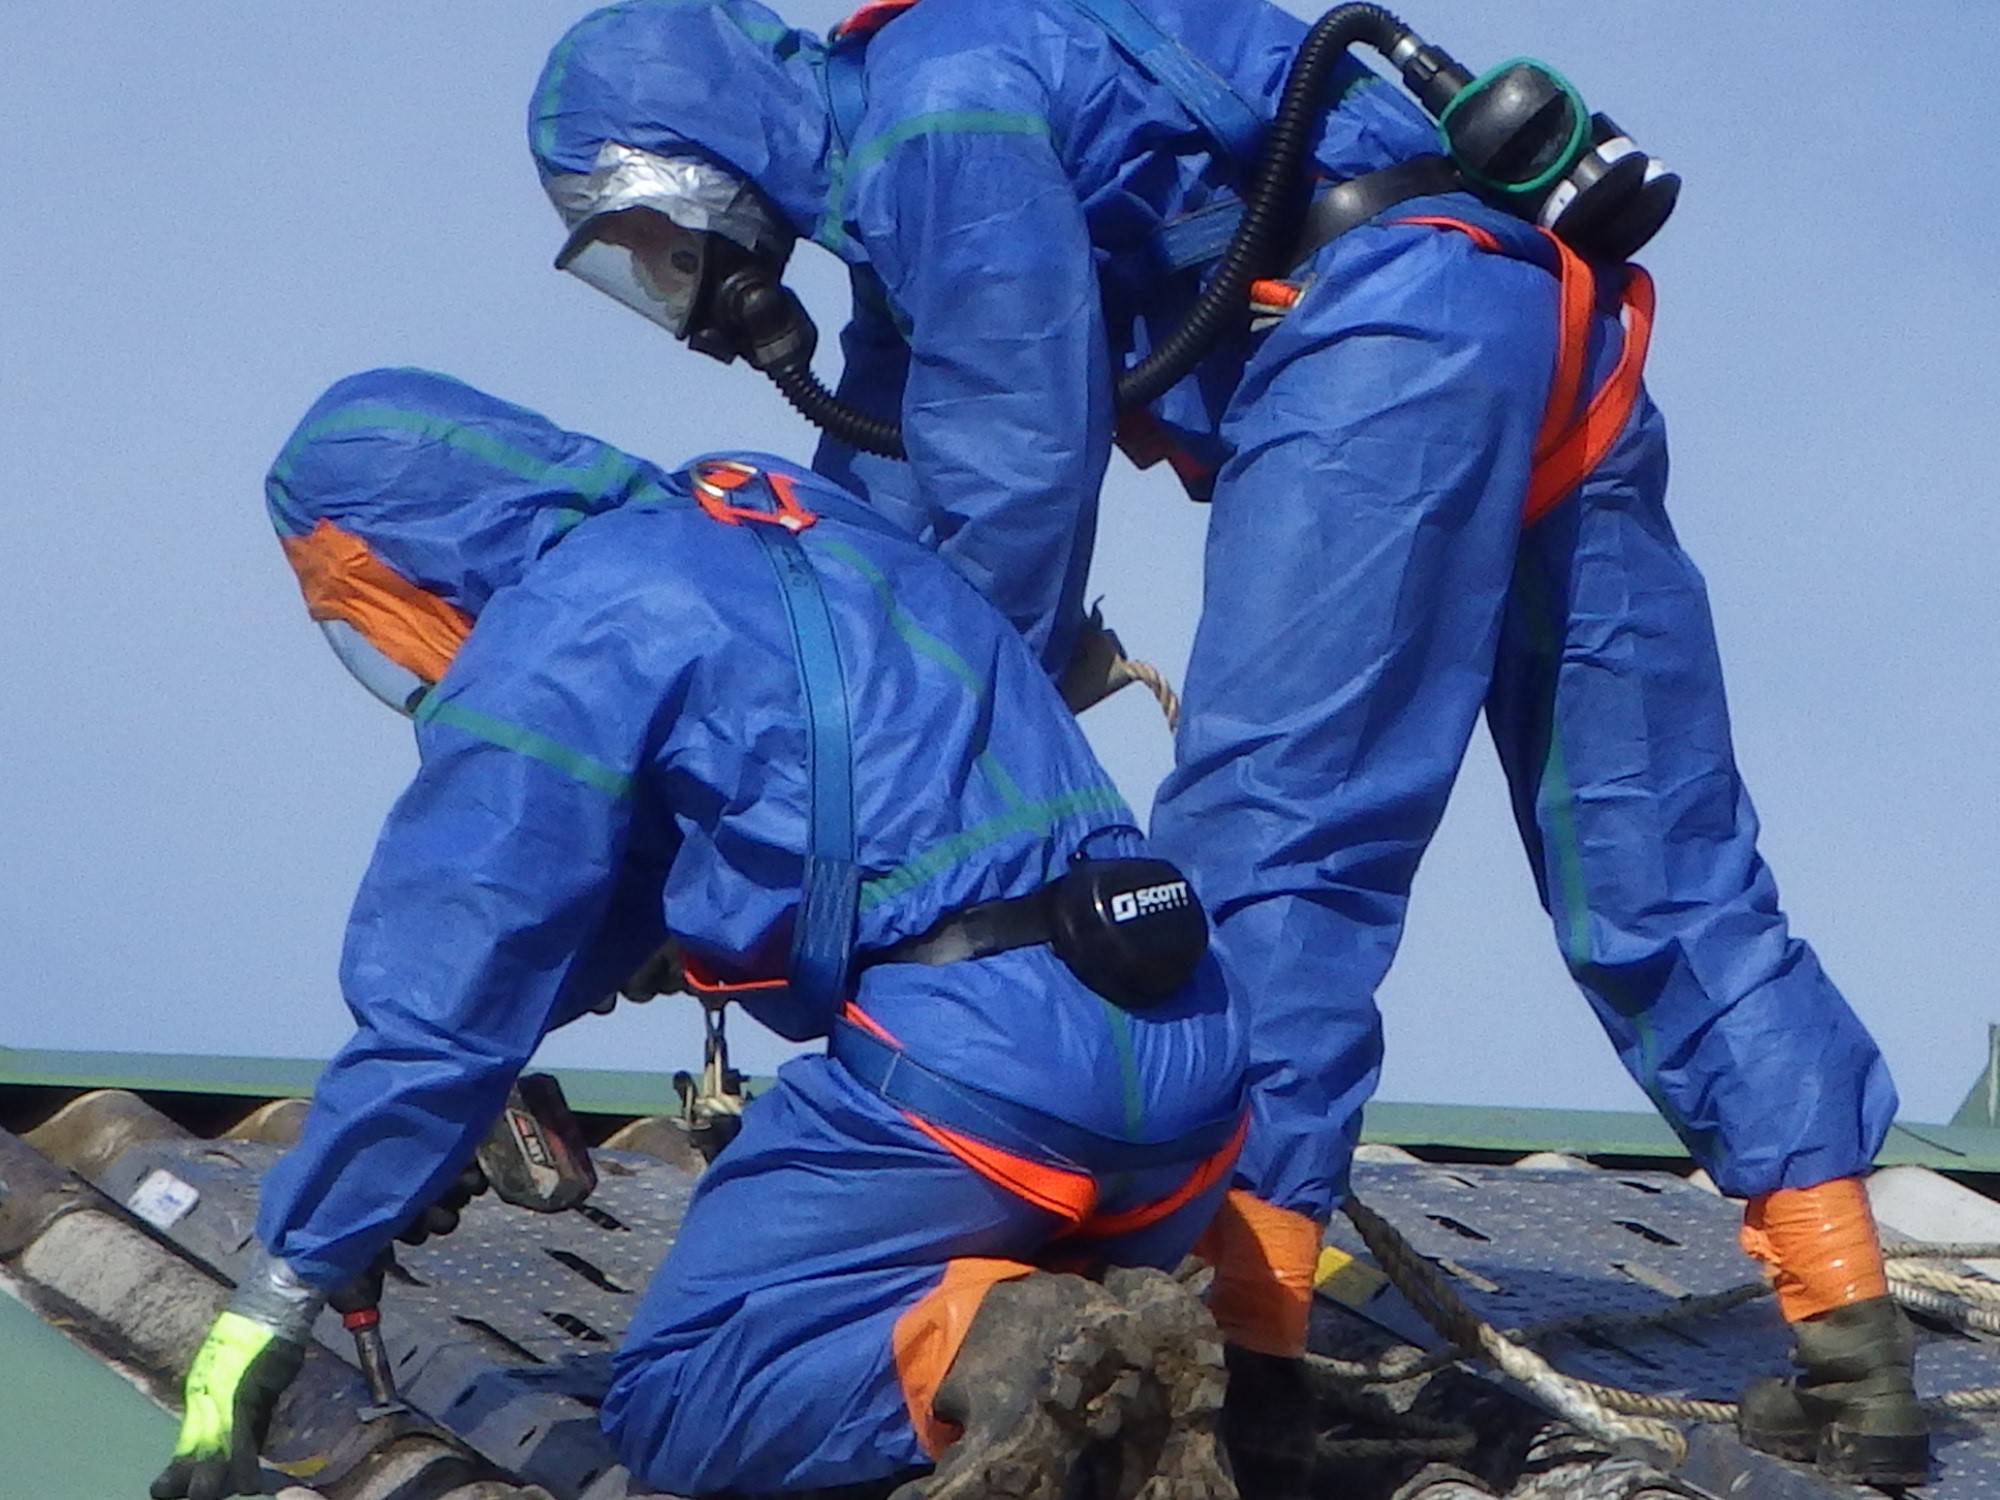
[{"xmin": 2, "ymin": 3, "xmax": 1994, "ymax": 1125}]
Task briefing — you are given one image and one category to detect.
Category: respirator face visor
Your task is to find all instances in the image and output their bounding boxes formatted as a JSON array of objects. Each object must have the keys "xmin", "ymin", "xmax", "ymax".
[
  {"xmin": 320, "ymin": 619, "xmax": 431, "ymax": 718},
  {"xmin": 546, "ymin": 143, "xmax": 793, "ymax": 342},
  {"xmin": 557, "ymin": 209, "xmax": 713, "ymax": 337}
]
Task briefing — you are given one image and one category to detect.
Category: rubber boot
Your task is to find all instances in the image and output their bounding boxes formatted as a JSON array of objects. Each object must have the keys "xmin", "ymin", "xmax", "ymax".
[
  {"xmin": 892, "ymin": 1272, "xmax": 1153, "ymax": 1500},
  {"xmin": 1219, "ymin": 1347, "xmax": 1317, "ymax": 1500},
  {"xmin": 1101, "ymin": 1267, "xmax": 1237, "ymax": 1500},
  {"xmin": 1738, "ymin": 1295, "xmax": 1931, "ymax": 1486}
]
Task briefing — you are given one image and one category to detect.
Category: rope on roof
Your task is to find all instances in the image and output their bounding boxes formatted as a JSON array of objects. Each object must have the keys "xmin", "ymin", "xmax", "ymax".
[{"xmin": 1310, "ymin": 1195, "xmax": 2000, "ymax": 1458}]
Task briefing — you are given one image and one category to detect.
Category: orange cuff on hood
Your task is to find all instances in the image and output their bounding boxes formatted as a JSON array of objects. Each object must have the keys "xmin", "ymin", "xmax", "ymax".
[
  {"xmin": 1740, "ymin": 1177, "xmax": 1890, "ymax": 1323},
  {"xmin": 1195, "ymin": 1189, "xmax": 1321, "ymax": 1358},
  {"xmin": 281, "ymin": 517, "xmax": 472, "ymax": 684}
]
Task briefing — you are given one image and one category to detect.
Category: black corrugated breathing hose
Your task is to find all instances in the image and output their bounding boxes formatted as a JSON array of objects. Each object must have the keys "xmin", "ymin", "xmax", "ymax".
[
  {"xmin": 1113, "ymin": 3, "xmax": 1412, "ymax": 409},
  {"xmin": 764, "ymin": 356, "xmax": 906, "ymax": 460},
  {"xmin": 745, "ymin": 3, "xmax": 1420, "ymax": 459}
]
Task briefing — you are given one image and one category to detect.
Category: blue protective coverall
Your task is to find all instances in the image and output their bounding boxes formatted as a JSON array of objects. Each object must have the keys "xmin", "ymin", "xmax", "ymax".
[
  {"xmin": 259, "ymin": 367, "xmax": 1244, "ymax": 1493},
  {"xmin": 528, "ymin": 0, "xmax": 1896, "ymax": 1224}
]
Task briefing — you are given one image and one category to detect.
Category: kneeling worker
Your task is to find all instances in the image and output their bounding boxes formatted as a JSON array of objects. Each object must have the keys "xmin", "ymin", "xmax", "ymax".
[{"xmin": 152, "ymin": 368, "xmax": 1245, "ymax": 1499}]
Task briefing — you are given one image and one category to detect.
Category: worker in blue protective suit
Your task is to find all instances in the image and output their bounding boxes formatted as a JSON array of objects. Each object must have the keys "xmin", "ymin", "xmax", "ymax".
[
  {"xmin": 152, "ymin": 367, "xmax": 1248, "ymax": 1500},
  {"xmin": 528, "ymin": 1, "xmax": 1923, "ymax": 1487}
]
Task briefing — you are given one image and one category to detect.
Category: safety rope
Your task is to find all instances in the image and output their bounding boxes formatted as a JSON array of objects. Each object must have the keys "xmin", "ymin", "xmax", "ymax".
[
  {"xmin": 1884, "ymin": 1241, "xmax": 2000, "ymax": 1260},
  {"xmin": 1313, "ymin": 1385, "xmax": 1479, "ymax": 1463},
  {"xmin": 1315, "ymin": 1282, "xmax": 1769, "ymax": 1390},
  {"xmin": 1338, "ymin": 1199, "xmax": 1689, "ymax": 1464},
  {"xmin": 1889, "ymin": 1261, "xmax": 2000, "ymax": 1309},
  {"xmin": 1122, "ymin": 656, "xmax": 1182, "ymax": 733},
  {"xmin": 1308, "ymin": 1196, "xmax": 2000, "ymax": 1457},
  {"xmin": 1887, "ymin": 1280, "xmax": 2000, "ymax": 1339}
]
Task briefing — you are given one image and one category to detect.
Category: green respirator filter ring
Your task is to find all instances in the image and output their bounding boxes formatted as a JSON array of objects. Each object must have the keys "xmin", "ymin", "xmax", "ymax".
[{"xmin": 1437, "ymin": 57, "xmax": 1592, "ymax": 200}]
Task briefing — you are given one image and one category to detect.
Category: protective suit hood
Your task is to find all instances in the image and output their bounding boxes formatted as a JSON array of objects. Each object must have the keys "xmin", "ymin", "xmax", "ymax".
[
  {"xmin": 529, "ymin": 0, "xmax": 842, "ymax": 255},
  {"xmin": 266, "ymin": 368, "xmax": 676, "ymax": 704},
  {"xmin": 266, "ymin": 367, "xmax": 674, "ymax": 620}
]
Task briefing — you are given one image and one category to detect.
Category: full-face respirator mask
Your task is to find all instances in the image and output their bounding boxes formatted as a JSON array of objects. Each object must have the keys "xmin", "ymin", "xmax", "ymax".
[{"xmin": 549, "ymin": 142, "xmax": 902, "ymax": 456}]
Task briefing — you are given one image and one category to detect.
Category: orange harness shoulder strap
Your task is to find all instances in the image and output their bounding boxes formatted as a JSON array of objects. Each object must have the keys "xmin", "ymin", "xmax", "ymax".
[
  {"xmin": 832, "ymin": 0, "xmax": 922, "ymax": 42},
  {"xmin": 1524, "ymin": 264, "xmax": 1654, "ymax": 525},
  {"xmin": 1396, "ymin": 216, "xmax": 1655, "ymax": 526}
]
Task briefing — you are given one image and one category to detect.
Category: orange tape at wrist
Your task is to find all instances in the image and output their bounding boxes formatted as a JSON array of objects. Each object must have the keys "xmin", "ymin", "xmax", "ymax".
[
  {"xmin": 1194, "ymin": 1189, "xmax": 1321, "ymax": 1358},
  {"xmin": 1739, "ymin": 1177, "xmax": 1890, "ymax": 1323}
]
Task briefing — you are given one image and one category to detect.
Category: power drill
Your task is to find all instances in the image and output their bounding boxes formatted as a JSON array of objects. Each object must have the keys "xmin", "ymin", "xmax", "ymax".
[{"xmin": 336, "ymin": 1072, "xmax": 598, "ymax": 1418}]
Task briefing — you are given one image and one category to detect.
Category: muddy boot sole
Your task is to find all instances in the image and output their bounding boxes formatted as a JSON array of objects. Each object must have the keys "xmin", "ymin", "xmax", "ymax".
[
  {"xmin": 1104, "ymin": 1268, "xmax": 1237, "ymax": 1500},
  {"xmin": 918, "ymin": 1303, "xmax": 1150, "ymax": 1500},
  {"xmin": 1740, "ymin": 1376, "xmax": 1931, "ymax": 1487},
  {"xmin": 1818, "ymin": 1426, "xmax": 1932, "ymax": 1489},
  {"xmin": 1738, "ymin": 1377, "xmax": 1821, "ymax": 1464}
]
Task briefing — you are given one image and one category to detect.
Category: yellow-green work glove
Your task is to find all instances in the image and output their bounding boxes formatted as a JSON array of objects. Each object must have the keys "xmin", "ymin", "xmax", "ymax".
[{"xmin": 152, "ymin": 1306, "xmax": 307, "ymax": 1499}]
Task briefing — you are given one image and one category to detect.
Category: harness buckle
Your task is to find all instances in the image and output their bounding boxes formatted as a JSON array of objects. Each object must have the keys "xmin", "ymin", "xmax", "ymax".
[{"xmin": 692, "ymin": 460, "xmax": 819, "ymax": 533}]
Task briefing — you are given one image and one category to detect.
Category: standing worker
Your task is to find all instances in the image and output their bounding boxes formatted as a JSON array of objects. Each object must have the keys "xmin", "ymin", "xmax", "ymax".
[
  {"xmin": 151, "ymin": 367, "xmax": 1245, "ymax": 1499},
  {"xmin": 528, "ymin": 0, "xmax": 1926, "ymax": 1486}
]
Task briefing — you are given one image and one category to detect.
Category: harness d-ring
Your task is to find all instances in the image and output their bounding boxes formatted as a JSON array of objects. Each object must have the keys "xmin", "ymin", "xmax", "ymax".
[{"xmin": 692, "ymin": 459, "xmax": 819, "ymax": 532}]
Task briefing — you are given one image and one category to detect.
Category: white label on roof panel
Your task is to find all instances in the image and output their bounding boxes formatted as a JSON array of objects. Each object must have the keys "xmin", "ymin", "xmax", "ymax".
[{"xmin": 128, "ymin": 1169, "xmax": 200, "ymax": 1230}]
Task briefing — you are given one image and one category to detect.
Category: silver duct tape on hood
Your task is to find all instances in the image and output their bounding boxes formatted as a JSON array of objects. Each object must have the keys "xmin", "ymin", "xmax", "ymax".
[
  {"xmin": 547, "ymin": 143, "xmax": 793, "ymax": 337},
  {"xmin": 546, "ymin": 141, "xmax": 791, "ymax": 260}
]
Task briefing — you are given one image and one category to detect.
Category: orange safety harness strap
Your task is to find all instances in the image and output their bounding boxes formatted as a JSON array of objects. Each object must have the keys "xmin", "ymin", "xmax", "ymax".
[
  {"xmin": 838, "ymin": 1005, "xmax": 1246, "ymax": 1236},
  {"xmin": 690, "ymin": 459, "xmax": 819, "ymax": 532},
  {"xmin": 1524, "ymin": 264, "xmax": 1654, "ymax": 525},
  {"xmin": 1111, "ymin": 407, "xmax": 1218, "ymax": 501},
  {"xmin": 1064, "ymin": 1111, "xmax": 1248, "ymax": 1241},
  {"xmin": 831, "ymin": 0, "xmax": 922, "ymax": 42},
  {"xmin": 678, "ymin": 954, "xmax": 790, "ymax": 1000},
  {"xmin": 1394, "ymin": 215, "xmax": 1655, "ymax": 528},
  {"xmin": 843, "ymin": 1004, "xmax": 1098, "ymax": 1222}
]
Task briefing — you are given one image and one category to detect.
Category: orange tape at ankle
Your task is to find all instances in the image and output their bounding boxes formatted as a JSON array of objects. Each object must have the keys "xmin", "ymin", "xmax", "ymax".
[
  {"xmin": 892, "ymin": 1259, "xmax": 1035, "ymax": 1458},
  {"xmin": 1740, "ymin": 1177, "xmax": 1890, "ymax": 1323},
  {"xmin": 1194, "ymin": 1189, "xmax": 1321, "ymax": 1358}
]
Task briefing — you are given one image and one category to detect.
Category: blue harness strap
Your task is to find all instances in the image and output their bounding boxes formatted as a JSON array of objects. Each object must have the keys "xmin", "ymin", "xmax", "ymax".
[
  {"xmin": 832, "ymin": 1018, "xmax": 1241, "ymax": 1173},
  {"xmin": 683, "ymin": 459, "xmax": 865, "ymax": 1022},
  {"xmin": 822, "ymin": 41, "xmax": 870, "ymax": 155},
  {"xmin": 1144, "ymin": 197, "xmax": 1246, "ymax": 277},
  {"xmin": 1059, "ymin": 0, "xmax": 1267, "ymax": 172},
  {"xmin": 749, "ymin": 522, "xmax": 860, "ymax": 1019}
]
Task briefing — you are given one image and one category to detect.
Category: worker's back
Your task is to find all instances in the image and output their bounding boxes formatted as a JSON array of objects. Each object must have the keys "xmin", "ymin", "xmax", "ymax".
[{"xmin": 267, "ymin": 368, "xmax": 1240, "ymax": 1154}]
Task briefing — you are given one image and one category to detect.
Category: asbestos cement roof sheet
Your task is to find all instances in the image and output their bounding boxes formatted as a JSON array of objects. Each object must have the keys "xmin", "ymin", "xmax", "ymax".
[{"xmin": 9, "ymin": 1048, "xmax": 2000, "ymax": 1174}]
